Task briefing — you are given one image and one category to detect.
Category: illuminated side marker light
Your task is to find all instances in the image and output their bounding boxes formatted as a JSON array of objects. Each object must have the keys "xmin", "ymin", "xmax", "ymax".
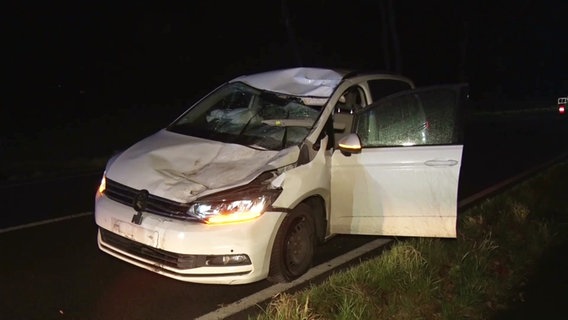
[
  {"xmin": 98, "ymin": 175, "xmax": 106, "ymax": 194},
  {"xmin": 338, "ymin": 143, "xmax": 360, "ymax": 151}
]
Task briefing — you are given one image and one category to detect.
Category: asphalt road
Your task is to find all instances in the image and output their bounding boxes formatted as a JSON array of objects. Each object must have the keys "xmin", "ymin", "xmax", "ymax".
[{"xmin": 1, "ymin": 112, "xmax": 566, "ymax": 319}]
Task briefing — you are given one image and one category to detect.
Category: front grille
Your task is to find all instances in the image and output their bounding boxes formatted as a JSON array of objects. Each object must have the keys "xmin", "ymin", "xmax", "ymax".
[
  {"xmin": 104, "ymin": 178, "xmax": 197, "ymax": 221},
  {"xmin": 100, "ymin": 228, "xmax": 206, "ymax": 269}
]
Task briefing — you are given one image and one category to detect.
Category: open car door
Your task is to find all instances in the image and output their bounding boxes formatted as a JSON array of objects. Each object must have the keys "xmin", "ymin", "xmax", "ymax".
[{"xmin": 330, "ymin": 84, "xmax": 467, "ymax": 238}]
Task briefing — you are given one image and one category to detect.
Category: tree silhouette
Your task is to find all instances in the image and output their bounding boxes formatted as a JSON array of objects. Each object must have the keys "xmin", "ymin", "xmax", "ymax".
[
  {"xmin": 380, "ymin": 0, "xmax": 402, "ymax": 73},
  {"xmin": 281, "ymin": 0, "xmax": 303, "ymax": 66}
]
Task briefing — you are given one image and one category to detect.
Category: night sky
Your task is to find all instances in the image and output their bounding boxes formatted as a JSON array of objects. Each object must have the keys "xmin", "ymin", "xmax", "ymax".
[
  {"xmin": 2, "ymin": 0, "xmax": 567, "ymax": 174},
  {"xmin": 5, "ymin": 1, "xmax": 568, "ymax": 104}
]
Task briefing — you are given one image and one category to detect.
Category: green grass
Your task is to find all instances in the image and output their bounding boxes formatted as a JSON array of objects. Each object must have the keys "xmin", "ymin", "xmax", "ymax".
[{"xmin": 253, "ymin": 161, "xmax": 568, "ymax": 319}]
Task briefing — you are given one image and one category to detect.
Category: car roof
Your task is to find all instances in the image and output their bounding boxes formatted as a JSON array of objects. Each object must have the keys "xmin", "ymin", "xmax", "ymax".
[
  {"xmin": 230, "ymin": 67, "xmax": 412, "ymax": 99},
  {"xmin": 230, "ymin": 67, "xmax": 350, "ymax": 98}
]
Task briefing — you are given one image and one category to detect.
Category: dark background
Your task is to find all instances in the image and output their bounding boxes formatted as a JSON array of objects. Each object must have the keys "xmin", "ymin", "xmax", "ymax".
[{"xmin": 2, "ymin": 0, "xmax": 567, "ymax": 180}]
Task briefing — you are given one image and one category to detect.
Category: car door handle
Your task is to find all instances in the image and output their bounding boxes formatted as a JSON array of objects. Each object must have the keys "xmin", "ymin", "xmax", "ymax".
[{"xmin": 424, "ymin": 159, "xmax": 459, "ymax": 167}]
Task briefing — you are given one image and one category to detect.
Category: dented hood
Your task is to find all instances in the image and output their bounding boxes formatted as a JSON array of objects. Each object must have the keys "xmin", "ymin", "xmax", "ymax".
[{"xmin": 106, "ymin": 130, "xmax": 299, "ymax": 203}]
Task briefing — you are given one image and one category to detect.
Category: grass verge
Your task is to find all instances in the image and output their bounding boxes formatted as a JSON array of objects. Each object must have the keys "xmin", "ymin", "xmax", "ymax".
[{"xmin": 253, "ymin": 161, "xmax": 568, "ymax": 319}]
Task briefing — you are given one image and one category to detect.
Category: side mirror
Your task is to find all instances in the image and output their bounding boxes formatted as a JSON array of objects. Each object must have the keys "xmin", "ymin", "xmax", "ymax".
[{"xmin": 337, "ymin": 134, "xmax": 362, "ymax": 156}]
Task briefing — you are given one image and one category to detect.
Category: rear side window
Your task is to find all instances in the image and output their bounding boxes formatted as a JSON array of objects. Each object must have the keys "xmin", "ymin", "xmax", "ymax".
[
  {"xmin": 356, "ymin": 87, "xmax": 463, "ymax": 147},
  {"xmin": 368, "ymin": 79, "xmax": 412, "ymax": 101}
]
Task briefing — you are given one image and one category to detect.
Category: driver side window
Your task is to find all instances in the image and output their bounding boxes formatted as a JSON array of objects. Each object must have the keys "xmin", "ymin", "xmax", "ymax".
[{"xmin": 356, "ymin": 87, "xmax": 461, "ymax": 147}]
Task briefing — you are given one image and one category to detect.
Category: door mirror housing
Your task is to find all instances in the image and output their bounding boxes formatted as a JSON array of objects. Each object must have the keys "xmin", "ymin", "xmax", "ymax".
[{"xmin": 337, "ymin": 133, "xmax": 362, "ymax": 155}]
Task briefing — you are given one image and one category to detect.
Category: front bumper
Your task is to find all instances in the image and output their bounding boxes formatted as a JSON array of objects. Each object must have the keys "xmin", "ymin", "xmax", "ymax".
[{"xmin": 95, "ymin": 195, "xmax": 286, "ymax": 285}]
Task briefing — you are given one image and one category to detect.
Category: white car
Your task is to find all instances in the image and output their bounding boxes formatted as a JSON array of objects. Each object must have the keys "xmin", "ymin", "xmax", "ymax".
[{"xmin": 95, "ymin": 67, "xmax": 467, "ymax": 284}]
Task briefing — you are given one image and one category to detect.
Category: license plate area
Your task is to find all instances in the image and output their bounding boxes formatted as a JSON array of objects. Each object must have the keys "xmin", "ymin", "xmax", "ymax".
[{"xmin": 111, "ymin": 219, "xmax": 159, "ymax": 247}]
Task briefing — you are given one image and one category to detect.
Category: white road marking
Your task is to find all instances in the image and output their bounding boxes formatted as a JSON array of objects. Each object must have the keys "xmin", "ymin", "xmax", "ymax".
[
  {"xmin": 0, "ymin": 212, "xmax": 92, "ymax": 234},
  {"xmin": 195, "ymin": 238, "xmax": 392, "ymax": 320}
]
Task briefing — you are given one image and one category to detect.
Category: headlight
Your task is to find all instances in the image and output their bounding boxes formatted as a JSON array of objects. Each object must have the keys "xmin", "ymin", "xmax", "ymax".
[
  {"xmin": 188, "ymin": 171, "xmax": 282, "ymax": 224},
  {"xmin": 189, "ymin": 196, "xmax": 271, "ymax": 224}
]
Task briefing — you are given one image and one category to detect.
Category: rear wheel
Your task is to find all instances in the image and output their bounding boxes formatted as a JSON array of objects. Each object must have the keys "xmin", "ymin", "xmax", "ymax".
[{"xmin": 268, "ymin": 204, "xmax": 315, "ymax": 283}]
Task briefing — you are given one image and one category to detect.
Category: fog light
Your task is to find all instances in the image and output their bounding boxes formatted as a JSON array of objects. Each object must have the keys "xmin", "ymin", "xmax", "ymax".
[{"xmin": 205, "ymin": 254, "xmax": 251, "ymax": 266}]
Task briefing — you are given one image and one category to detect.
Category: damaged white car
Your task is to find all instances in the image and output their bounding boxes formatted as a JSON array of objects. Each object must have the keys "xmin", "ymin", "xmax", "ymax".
[{"xmin": 95, "ymin": 67, "xmax": 467, "ymax": 284}]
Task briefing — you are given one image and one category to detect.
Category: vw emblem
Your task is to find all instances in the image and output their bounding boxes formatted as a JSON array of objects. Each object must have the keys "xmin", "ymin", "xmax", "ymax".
[{"xmin": 133, "ymin": 189, "xmax": 149, "ymax": 212}]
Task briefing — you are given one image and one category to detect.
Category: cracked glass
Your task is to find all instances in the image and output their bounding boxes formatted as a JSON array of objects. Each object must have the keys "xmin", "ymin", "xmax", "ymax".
[{"xmin": 356, "ymin": 88, "xmax": 460, "ymax": 147}]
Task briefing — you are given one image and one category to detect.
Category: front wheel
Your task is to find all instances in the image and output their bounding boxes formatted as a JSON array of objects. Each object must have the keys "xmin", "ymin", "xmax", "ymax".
[{"xmin": 268, "ymin": 204, "xmax": 315, "ymax": 283}]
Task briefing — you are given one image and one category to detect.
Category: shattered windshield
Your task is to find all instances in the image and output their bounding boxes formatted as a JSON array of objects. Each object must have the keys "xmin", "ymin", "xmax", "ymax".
[{"xmin": 168, "ymin": 82, "xmax": 324, "ymax": 150}]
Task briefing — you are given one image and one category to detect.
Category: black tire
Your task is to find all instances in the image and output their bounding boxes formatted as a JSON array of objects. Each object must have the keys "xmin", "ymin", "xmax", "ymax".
[{"xmin": 268, "ymin": 204, "xmax": 316, "ymax": 283}]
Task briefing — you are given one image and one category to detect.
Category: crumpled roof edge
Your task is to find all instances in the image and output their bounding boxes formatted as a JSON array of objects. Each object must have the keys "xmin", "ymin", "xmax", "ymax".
[{"xmin": 231, "ymin": 67, "xmax": 346, "ymax": 98}]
